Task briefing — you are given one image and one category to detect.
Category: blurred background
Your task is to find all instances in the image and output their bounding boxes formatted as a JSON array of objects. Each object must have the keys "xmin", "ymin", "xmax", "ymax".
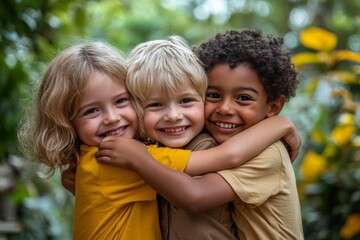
[{"xmin": 1, "ymin": 0, "xmax": 359, "ymax": 239}]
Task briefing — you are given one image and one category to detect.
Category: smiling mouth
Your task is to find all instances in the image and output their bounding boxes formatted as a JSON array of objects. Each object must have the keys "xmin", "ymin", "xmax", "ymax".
[
  {"xmin": 161, "ymin": 126, "xmax": 187, "ymax": 133},
  {"xmin": 215, "ymin": 122, "xmax": 239, "ymax": 129},
  {"xmin": 101, "ymin": 126, "xmax": 127, "ymax": 137}
]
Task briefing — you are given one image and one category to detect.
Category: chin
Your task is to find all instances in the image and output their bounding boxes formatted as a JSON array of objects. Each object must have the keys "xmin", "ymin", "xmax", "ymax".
[{"xmin": 163, "ymin": 140, "xmax": 190, "ymax": 148}]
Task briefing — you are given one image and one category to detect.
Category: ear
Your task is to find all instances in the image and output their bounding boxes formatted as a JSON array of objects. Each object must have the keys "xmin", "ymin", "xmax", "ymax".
[{"xmin": 266, "ymin": 95, "xmax": 285, "ymax": 117}]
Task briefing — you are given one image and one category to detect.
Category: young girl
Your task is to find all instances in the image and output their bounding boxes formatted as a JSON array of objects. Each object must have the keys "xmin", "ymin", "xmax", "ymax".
[{"xmin": 19, "ymin": 40, "xmax": 300, "ymax": 239}]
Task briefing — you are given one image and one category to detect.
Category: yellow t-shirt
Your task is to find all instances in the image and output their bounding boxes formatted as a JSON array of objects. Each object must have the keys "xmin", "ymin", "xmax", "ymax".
[{"xmin": 73, "ymin": 144, "xmax": 190, "ymax": 240}]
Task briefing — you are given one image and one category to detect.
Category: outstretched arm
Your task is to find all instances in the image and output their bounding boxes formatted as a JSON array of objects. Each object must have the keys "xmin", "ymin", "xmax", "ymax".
[
  {"xmin": 97, "ymin": 115, "xmax": 300, "ymax": 176},
  {"xmin": 184, "ymin": 115, "xmax": 300, "ymax": 175}
]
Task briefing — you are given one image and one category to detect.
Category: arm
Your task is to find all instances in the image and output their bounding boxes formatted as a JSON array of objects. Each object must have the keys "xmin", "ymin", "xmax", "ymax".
[
  {"xmin": 64, "ymin": 115, "xmax": 299, "ymax": 194},
  {"xmin": 96, "ymin": 116, "xmax": 300, "ymax": 212},
  {"xmin": 96, "ymin": 115, "xmax": 300, "ymax": 176},
  {"xmin": 97, "ymin": 139, "xmax": 236, "ymax": 213},
  {"xmin": 61, "ymin": 163, "xmax": 77, "ymax": 195},
  {"xmin": 185, "ymin": 115, "xmax": 300, "ymax": 175}
]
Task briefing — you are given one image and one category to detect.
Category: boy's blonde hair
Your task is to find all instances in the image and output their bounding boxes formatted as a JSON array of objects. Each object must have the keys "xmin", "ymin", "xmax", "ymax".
[
  {"xmin": 126, "ymin": 35, "xmax": 207, "ymax": 137},
  {"xmin": 18, "ymin": 41, "xmax": 127, "ymax": 177}
]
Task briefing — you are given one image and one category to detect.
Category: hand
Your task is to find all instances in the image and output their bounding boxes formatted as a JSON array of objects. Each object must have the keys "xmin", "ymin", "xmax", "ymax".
[
  {"xmin": 61, "ymin": 162, "xmax": 77, "ymax": 195},
  {"xmin": 96, "ymin": 136, "xmax": 151, "ymax": 170},
  {"xmin": 282, "ymin": 123, "xmax": 301, "ymax": 162}
]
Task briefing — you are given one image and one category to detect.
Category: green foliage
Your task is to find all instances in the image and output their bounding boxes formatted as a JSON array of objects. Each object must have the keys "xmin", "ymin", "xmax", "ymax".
[{"xmin": 1, "ymin": 0, "xmax": 360, "ymax": 239}]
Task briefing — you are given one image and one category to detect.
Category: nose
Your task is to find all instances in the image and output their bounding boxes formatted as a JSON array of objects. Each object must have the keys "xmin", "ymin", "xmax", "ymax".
[
  {"xmin": 216, "ymin": 98, "xmax": 235, "ymax": 116},
  {"xmin": 163, "ymin": 105, "xmax": 182, "ymax": 122},
  {"xmin": 103, "ymin": 108, "xmax": 121, "ymax": 125}
]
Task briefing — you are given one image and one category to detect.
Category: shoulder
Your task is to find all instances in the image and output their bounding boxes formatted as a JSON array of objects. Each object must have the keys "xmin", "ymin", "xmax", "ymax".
[
  {"xmin": 185, "ymin": 133, "xmax": 218, "ymax": 151},
  {"xmin": 264, "ymin": 141, "xmax": 289, "ymax": 159}
]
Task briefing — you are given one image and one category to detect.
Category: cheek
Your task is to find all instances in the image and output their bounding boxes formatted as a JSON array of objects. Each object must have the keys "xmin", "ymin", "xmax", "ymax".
[
  {"xmin": 127, "ymin": 108, "xmax": 139, "ymax": 125},
  {"xmin": 191, "ymin": 105, "xmax": 204, "ymax": 120},
  {"xmin": 74, "ymin": 119, "xmax": 99, "ymax": 145},
  {"xmin": 204, "ymin": 104, "xmax": 215, "ymax": 119},
  {"xmin": 143, "ymin": 113, "xmax": 157, "ymax": 136}
]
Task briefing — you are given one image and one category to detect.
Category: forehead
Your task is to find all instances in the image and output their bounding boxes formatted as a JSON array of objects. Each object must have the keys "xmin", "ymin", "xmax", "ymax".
[
  {"xmin": 148, "ymin": 83, "xmax": 202, "ymax": 99},
  {"xmin": 207, "ymin": 64, "xmax": 262, "ymax": 88}
]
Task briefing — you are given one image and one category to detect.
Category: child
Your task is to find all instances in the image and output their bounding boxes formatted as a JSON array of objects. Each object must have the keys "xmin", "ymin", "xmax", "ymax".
[
  {"xmin": 126, "ymin": 35, "xmax": 237, "ymax": 239},
  {"xmin": 97, "ymin": 29, "xmax": 304, "ymax": 239},
  {"xmin": 19, "ymin": 40, "xmax": 300, "ymax": 240}
]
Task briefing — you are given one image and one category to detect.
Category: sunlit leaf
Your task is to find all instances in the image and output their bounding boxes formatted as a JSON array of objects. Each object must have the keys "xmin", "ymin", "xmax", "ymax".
[
  {"xmin": 305, "ymin": 77, "xmax": 320, "ymax": 94},
  {"xmin": 338, "ymin": 113, "xmax": 355, "ymax": 125},
  {"xmin": 311, "ymin": 128, "xmax": 326, "ymax": 144},
  {"xmin": 331, "ymin": 89, "xmax": 353, "ymax": 100},
  {"xmin": 292, "ymin": 52, "xmax": 322, "ymax": 68},
  {"xmin": 333, "ymin": 50, "xmax": 360, "ymax": 64},
  {"xmin": 300, "ymin": 27, "xmax": 337, "ymax": 52},
  {"xmin": 328, "ymin": 71, "xmax": 358, "ymax": 84},
  {"xmin": 323, "ymin": 145, "xmax": 337, "ymax": 158}
]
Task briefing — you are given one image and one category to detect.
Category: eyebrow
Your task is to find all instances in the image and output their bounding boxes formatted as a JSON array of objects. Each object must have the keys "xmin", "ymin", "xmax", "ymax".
[{"xmin": 207, "ymin": 85, "xmax": 259, "ymax": 95}]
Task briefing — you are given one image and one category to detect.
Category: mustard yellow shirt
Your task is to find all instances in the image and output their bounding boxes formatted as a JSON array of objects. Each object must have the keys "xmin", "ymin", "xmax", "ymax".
[{"xmin": 73, "ymin": 144, "xmax": 190, "ymax": 240}]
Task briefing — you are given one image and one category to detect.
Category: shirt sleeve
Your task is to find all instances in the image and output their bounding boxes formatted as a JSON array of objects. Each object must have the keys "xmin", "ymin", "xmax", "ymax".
[
  {"xmin": 147, "ymin": 145, "xmax": 191, "ymax": 173},
  {"xmin": 217, "ymin": 141, "xmax": 285, "ymax": 207}
]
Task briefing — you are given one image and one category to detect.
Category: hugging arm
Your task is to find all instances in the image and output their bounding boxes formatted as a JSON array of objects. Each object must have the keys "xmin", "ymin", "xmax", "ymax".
[
  {"xmin": 97, "ymin": 115, "xmax": 300, "ymax": 176},
  {"xmin": 97, "ymin": 138, "xmax": 236, "ymax": 213},
  {"xmin": 96, "ymin": 115, "xmax": 300, "ymax": 211},
  {"xmin": 184, "ymin": 115, "xmax": 300, "ymax": 175},
  {"xmin": 61, "ymin": 163, "xmax": 77, "ymax": 195},
  {"xmin": 62, "ymin": 115, "xmax": 299, "ymax": 195}
]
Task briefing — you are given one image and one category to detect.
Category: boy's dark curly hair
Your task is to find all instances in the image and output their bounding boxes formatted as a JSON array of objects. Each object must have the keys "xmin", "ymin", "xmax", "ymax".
[{"xmin": 193, "ymin": 29, "xmax": 299, "ymax": 103}]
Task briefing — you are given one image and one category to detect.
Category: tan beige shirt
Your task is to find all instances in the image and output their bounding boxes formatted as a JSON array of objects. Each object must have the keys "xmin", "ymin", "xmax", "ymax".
[
  {"xmin": 159, "ymin": 133, "xmax": 238, "ymax": 240},
  {"xmin": 218, "ymin": 141, "xmax": 304, "ymax": 240}
]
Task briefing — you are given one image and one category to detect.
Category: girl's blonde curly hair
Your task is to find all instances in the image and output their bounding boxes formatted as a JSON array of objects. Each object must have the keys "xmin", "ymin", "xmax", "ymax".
[{"xmin": 18, "ymin": 41, "xmax": 127, "ymax": 177}]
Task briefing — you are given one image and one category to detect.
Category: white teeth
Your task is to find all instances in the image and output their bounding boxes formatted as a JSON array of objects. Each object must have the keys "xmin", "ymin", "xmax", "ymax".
[
  {"xmin": 104, "ymin": 127, "xmax": 124, "ymax": 136},
  {"xmin": 216, "ymin": 122, "xmax": 238, "ymax": 129},
  {"xmin": 163, "ymin": 127, "xmax": 186, "ymax": 133}
]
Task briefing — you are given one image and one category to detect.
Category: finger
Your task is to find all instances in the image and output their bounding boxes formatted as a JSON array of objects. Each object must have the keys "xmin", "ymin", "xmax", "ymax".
[
  {"xmin": 96, "ymin": 156, "xmax": 113, "ymax": 164},
  {"xmin": 95, "ymin": 149, "xmax": 113, "ymax": 159},
  {"xmin": 102, "ymin": 135, "xmax": 119, "ymax": 143},
  {"xmin": 99, "ymin": 140, "xmax": 116, "ymax": 150}
]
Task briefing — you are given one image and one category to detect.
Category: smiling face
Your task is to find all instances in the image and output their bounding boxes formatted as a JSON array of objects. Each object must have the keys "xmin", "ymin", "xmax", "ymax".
[
  {"xmin": 142, "ymin": 84, "xmax": 204, "ymax": 148},
  {"xmin": 72, "ymin": 70, "xmax": 138, "ymax": 146},
  {"xmin": 205, "ymin": 63, "xmax": 275, "ymax": 144}
]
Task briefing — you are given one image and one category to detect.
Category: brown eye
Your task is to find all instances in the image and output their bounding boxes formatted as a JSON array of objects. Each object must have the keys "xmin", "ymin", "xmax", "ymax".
[{"xmin": 206, "ymin": 92, "xmax": 220, "ymax": 99}]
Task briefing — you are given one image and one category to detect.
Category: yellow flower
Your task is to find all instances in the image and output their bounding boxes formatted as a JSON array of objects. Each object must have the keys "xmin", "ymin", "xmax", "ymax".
[
  {"xmin": 340, "ymin": 214, "xmax": 360, "ymax": 239},
  {"xmin": 331, "ymin": 124, "xmax": 355, "ymax": 146},
  {"xmin": 301, "ymin": 151, "xmax": 327, "ymax": 182},
  {"xmin": 300, "ymin": 27, "xmax": 337, "ymax": 52}
]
